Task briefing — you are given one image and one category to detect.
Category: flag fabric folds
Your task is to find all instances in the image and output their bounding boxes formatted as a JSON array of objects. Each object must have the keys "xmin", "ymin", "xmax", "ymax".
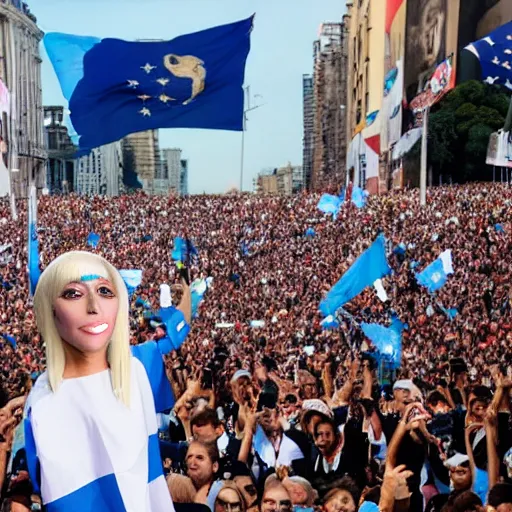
[
  {"xmin": 320, "ymin": 315, "xmax": 340, "ymax": 330},
  {"xmin": 319, "ymin": 235, "xmax": 391, "ymax": 316},
  {"xmin": 171, "ymin": 237, "xmax": 198, "ymax": 263},
  {"xmin": 361, "ymin": 315, "xmax": 404, "ymax": 368},
  {"xmin": 317, "ymin": 194, "xmax": 342, "ymax": 217},
  {"xmin": 119, "ymin": 269, "xmax": 143, "ymax": 299},
  {"xmin": 416, "ymin": 249, "xmax": 454, "ymax": 293},
  {"xmin": 28, "ymin": 186, "xmax": 41, "ymax": 296},
  {"xmin": 190, "ymin": 278, "xmax": 209, "ymax": 319},
  {"xmin": 44, "ymin": 16, "xmax": 254, "ymax": 151},
  {"xmin": 350, "ymin": 186, "xmax": 368, "ymax": 209},
  {"xmin": 464, "ymin": 21, "xmax": 512, "ymax": 89},
  {"xmin": 86, "ymin": 232, "xmax": 100, "ymax": 248}
]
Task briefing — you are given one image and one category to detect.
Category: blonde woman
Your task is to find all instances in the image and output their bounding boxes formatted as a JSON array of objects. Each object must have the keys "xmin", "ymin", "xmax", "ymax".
[{"xmin": 23, "ymin": 251, "xmax": 191, "ymax": 511}]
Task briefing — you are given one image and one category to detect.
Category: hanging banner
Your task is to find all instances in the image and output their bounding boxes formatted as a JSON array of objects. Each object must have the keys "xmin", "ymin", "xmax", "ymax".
[{"xmin": 409, "ymin": 55, "xmax": 456, "ymax": 126}]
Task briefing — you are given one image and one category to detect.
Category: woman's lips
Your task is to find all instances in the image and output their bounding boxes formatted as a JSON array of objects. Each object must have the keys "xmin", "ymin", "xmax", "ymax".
[{"xmin": 80, "ymin": 323, "xmax": 109, "ymax": 335}]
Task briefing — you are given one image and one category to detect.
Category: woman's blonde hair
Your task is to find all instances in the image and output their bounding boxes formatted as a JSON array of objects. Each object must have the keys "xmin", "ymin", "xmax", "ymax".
[{"xmin": 33, "ymin": 251, "xmax": 132, "ymax": 406}]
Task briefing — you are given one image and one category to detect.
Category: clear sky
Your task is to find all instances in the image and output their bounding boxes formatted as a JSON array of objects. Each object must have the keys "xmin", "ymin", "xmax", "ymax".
[{"xmin": 30, "ymin": 0, "xmax": 346, "ymax": 194}]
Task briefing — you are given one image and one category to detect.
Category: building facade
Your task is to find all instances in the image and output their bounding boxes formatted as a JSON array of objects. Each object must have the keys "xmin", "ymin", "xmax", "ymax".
[
  {"xmin": 0, "ymin": 0, "xmax": 46, "ymax": 198},
  {"xmin": 310, "ymin": 22, "xmax": 348, "ymax": 191},
  {"xmin": 44, "ymin": 106, "xmax": 76, "ymax": 194},
  {"xmin": 302, "ymin": 74, "xmax": 314, "ymax": 189},
  {"xmin": 180, "ymin": 159, "xmax": 188, "ymax": 196},
  {"xmin": 75, "ymin": 142, "xmax": 123, "ymax": 196},
  {"xmin": 345, "ymin": 0, "xmax": 386, "ymax": 194},
  {"xmin": 256, "ymin": 164, "xmax": 303, "ymax": 195},
  {"xmin": 122, "ymin": 130, "xmax": 160, "ymax": 193},
  {"xmin": 161, "ymin": 148, "xmax": 182, "ymax": 195}
]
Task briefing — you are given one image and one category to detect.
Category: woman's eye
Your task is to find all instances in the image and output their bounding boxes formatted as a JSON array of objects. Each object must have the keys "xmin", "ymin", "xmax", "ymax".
[
  {"xmin": 98, "ymin": 286, "xmax": 115, "ymax": 297},
  {"xmin": 62, "ymin": 289, "xmax": 81, "ymax": 299}
]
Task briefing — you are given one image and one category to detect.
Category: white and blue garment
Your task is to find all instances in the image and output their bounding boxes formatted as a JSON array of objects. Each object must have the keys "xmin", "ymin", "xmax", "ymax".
[{"xmin": 24, "ymin": 309, "xmax": 189, "ymax": 511}]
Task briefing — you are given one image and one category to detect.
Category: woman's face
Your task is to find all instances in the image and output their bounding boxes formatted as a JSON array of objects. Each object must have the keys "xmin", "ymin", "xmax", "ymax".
[
  {"xmin": 324, "ymin": 489, "xmax": 356, "ymax": 512},
  {"xmin": 53, "ymin": 277, "xmax": 119, "ymax": 354},
  {"xmin": 215, "ymin": 488, "xmax": 243, "ymax": 512}
]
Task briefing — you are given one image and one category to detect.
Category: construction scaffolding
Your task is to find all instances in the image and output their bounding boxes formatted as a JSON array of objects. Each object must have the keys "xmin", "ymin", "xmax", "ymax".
[{"xmin": 310, "ymin": 21, "xmax": 348, "ymax": 191}]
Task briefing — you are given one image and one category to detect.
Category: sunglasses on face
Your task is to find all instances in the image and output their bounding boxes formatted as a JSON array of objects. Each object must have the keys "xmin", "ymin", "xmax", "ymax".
[
  {"xmin": 216, "ymin": 498, "xmax": 242, "ymax": 512},
  {"xmin": 263, "ymin": 499, "xmax": 293, "ymax": 512}
]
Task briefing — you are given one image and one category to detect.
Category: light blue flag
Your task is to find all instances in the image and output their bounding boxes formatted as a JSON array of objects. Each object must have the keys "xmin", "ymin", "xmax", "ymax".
[
  {"xmin": 317, "ymin": 194, "xmax": 342, "ymax": 217},
  {"xmin": 87, "ymin": 232, "xmax": 100, "ymax": 248},
  {"xmin": 351, "ymin": 186, "xmax": 368, "ymax": 208},
  {"xmin": 416, "ymin": 250, "xmax": 454, "ymax": 293},
  {"xmin": 119, "ymin": 269, "xmax": 143, "ymax": 299},
  {"xmin": 361, "ymin": 315, "xmax": 404, "ymax": 368},
  {"xmin": 320, "ymin": 315, "xmax": 339, "ymax": 330},
  {"xmin": 305, "ymin": 227, "xmax": 316, "ymax": 238},
  {"xmin": 44, "ymin": 16, "xmax": 253, "ymax": 151},
  {"xmin": 190, "ymin": 278, "xmax": 208, "ymax": 319},
  {"xmin": 439, "ymin": 304, "xmax": 458, "ymax": 320},
  {"xmin": 495, "ymin": 224, "xmax": 504, "ymax": 234},
  {"xmin": 319, "ymin": 234, "xmax": 391, "ymax": 316},
  {"xmin": 171, "ymin": 237, "xmax": 198, "ymax": 263},
  {"xmin": 27, "ymin": 186, "xmax": 41, "ymax": 296}
]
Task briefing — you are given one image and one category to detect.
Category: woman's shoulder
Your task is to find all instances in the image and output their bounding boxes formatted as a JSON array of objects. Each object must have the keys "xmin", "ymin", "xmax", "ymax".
[{"xmin": 25, "ymin": 372, "xmax": 52, "ymax": 415}]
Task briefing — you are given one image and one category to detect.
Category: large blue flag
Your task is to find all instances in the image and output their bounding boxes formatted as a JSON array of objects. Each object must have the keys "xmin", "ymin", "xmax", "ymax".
[
  {"xmin": 416, "ymin": 249, "xmax": 454, "ymax": 293},
  {"xmin": 28, "ymin": 186, "xmax": 41, "ymax": 296},
  {"xmin": 319, "ymin": 234, "xmax": 391, "ymax": 316},
  {"xmin": 361, "ymin": 315, "xmax": 404, "ymax": 369},
  {"xmin": 464, "ymin": 21, "xmax": 512, "ymax": 89},
  {"xmin": 44, "ymin": 17, "xmax": 253, "ymax": 150}
]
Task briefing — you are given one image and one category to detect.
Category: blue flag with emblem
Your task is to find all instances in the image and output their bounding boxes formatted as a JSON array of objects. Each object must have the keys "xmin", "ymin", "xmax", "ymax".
[
  {"xmin": 319, "ymin": 234, "xmax": 391, "ymax": 316},
  {"xmin": 28, "ymin": 186, "xmax": 41, "ymax": 296},
  {"xmin": 416, "ymin": 249, "xmax": 454, "ymax": 293},
  {"xmin": 464, "ymin": 21, "xmax": 512, "ymax": 89},
  {"xmin": 44, "ymin": 16, "xmax": 254, "ymax": 151}
]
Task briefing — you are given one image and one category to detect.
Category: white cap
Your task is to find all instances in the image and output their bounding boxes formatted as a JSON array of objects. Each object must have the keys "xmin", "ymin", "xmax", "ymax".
[
  {"xmin": 445, "ymin": 453, "xmax": 470, "ymax": 468},
  {"xmin": 159, "ymin": 284, "xmax": 172, "ymax": 308},
  {"xmin": 393, "ymin": 379, "xmax": 414, "ymax": 391},
  {"xmin": 231, "ymin": 369, "xmax": 251, "ymax": 383}
]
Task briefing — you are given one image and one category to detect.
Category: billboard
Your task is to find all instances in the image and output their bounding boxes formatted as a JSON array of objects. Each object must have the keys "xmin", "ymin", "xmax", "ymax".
[{"xmin": 404, "ymin": 0, "xmax": 447, "ymax": 100}]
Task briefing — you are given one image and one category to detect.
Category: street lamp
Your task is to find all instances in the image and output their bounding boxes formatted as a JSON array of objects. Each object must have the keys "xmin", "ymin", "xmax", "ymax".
[{"xmin": 240, "ymin": 86, "xmax": 264, "ymax": 192}]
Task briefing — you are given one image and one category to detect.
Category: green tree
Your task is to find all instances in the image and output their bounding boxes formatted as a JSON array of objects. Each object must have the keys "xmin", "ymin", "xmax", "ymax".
[{"xmin": 427, "ymin": 80, "xmax": 509, "ymax": 182}]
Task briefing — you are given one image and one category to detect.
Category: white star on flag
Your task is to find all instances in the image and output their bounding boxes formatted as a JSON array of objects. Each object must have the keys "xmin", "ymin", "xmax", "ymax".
[
  {"xmin": 127, "ymin": 80, "xmax": 139, "ymax": 88},
  {"xmin": 139, "ymin": 107, "xmax": 151, "ymax": 117},
  {"xmin": 156, "ymin": 78, "xmax": 170, "ymax": 86},
  {"xmin": 141, "ymin": 63, "xmax": 157, "ymax": 74},
  {"xmin": 159, "ymin": 94, "xmax": 175, "ymax": 104},
  {"xmin": 138, "ymin": 94, "xmax": 151, "ymax": 101}
]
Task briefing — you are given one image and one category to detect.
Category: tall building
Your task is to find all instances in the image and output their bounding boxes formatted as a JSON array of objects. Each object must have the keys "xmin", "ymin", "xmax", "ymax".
[
  {"xmin": 75, "ymin": 142, "xmax": 123, "ymax": 196},
  {"xmin": 302, "ymin": 74, "xmax": 314, "ymax": 189},
  {"xmin": 345, "ymin": 0, "xmax": 386, "ymax": 194},
  {"xmin": 256, "ymin": 164, "xmax": 303, "ymax": 195},
  {"xmin": 383, "ymin": 0, "xmax": 510, "ymax": 189},
  {"xmin": 180, "ymin": 159, "xmax": 189, "ymax": 196},
  {"xmin": 0, "ymin": 0, "xmax": 46, "ymax": 198},
  {"xmin": 122, "ymin": 130, "xmax": 160, "ymax": 193},
  {"xmin": 310, "ymin": 22, "xmax": 348, "ymax": 191},
  {"xmin": 44, "ymin": 106, "xmax": 76, "ymax": 194},
  {"xmin": 162, "ymin": 148, "xmax": 182, "ymax": 195}
]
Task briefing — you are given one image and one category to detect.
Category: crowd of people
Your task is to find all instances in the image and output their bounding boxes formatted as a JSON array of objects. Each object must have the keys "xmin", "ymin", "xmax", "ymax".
[{"xmin": 0, "ymin": 182, "xmax": 511, "ymax": 512}]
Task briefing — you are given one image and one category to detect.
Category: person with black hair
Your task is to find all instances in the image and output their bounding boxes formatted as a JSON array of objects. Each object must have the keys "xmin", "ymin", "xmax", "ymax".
[{"xmin": 488, "ymin": 483, "xmax": 512, "ymax": 512}]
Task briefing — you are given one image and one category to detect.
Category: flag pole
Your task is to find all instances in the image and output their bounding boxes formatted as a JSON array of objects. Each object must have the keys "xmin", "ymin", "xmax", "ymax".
[{"xmin": 420, "ymin": 106, "xmax": 429, "ymax": 206}]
